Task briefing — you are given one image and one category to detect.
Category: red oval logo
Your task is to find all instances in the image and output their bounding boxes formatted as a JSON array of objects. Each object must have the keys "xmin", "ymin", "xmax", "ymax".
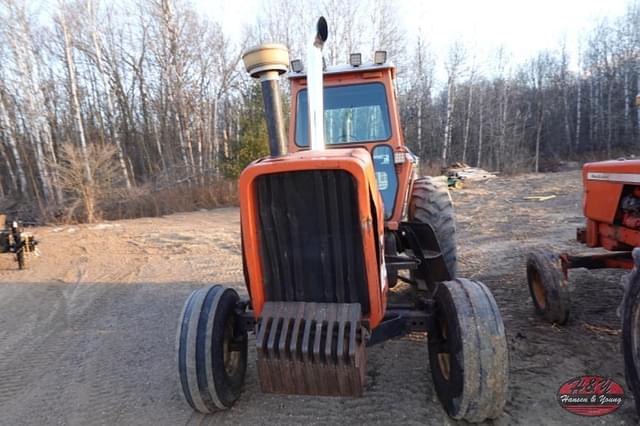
[{"xmin": 557, "ymin": 375, "xmax": 624, "ymax": 416}]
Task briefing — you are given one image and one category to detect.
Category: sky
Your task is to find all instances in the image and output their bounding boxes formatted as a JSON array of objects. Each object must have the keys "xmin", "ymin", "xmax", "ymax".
[
  {"xmin": 407, "ymin": 0, "xmax": 628, "ymax": 67},
  {"xmin": 31, "ymin": 0, "xmax": 632, "ymax": 72},
  {"xmin": 197, "ymin": 0, "xmax": 629, "ymax": 73}
]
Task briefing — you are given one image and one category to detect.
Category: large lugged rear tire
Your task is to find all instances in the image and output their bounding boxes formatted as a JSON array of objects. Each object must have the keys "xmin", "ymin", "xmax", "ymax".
[
  {"xmin": 428, "ymin": 278, "xmax": 508, "ymax": 423},
  {"xmin": 409, "ymin": 176, "xmax": 457, "ymax": 277},
  {"xmin": 176, "ymin": 285, "xmax": 248, "ymax": 413},
  {"xmin": 622, "ymin": 248, "xmax": 640, "ymax": 416},
  {"xmin": 526, "ymin": 250, "xmax": 570, "ymax": 324}
]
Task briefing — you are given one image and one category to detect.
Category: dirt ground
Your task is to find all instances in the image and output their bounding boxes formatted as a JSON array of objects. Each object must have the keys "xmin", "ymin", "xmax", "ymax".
[{"xmin": 0, "ymin": 169, "xmax": 635, "ymax": 425}]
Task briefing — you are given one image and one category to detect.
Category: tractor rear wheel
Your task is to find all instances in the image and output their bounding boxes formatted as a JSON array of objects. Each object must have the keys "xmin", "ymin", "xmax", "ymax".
[
  {"xmin": 176, "ymin": 285, "xmax": 248, "ymax": 413},
  {"xmin": 428, "ymin": 278, "xmax": 508, "ymax": 423},
  {"xmin": 526, "ymin": 250, "xmax": 570, "ymax": 324},
  {"xmin": 409, "ymin": 176, "xmax": 457, "ymax": 278},
  {"xmin": 622, "ymin": 248, "xmax": 640, "ymax": 416}
]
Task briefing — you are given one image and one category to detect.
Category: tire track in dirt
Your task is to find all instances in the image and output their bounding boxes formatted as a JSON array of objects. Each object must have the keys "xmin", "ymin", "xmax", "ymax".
[
  {"xmin": 56, "ymin": 253, "xmax": 160, "ymax": 425},
  {"xmin": 62, "ymin": 285, "xmax": 136, "ymax": 426},
  {"xmin": 0, "ymin": 285, "xmax": 76, "ymax": 414},
  {"xmin": 0, "ymin": 254, "xmax": 142, "ymax": 424}
]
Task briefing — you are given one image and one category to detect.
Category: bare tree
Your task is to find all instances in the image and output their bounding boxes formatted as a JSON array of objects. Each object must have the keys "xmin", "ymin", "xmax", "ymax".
[
  {"xmin": 559, "ymin": 42, "xmax": 572, "ymax": 152},
  {"xmin": 52, "ymin": 144, "xmax": 123, "ymax": 223},
  {"xmin": 57, "ymin": 0, "xmax": 94, "ymax": 189},
  {"xmin": 442, "ymin": 41, "xmax": 466, "ymax": 165},
  {"xmin": 2, "ymin": 0, "xmax": 57, "ymax": 202},
  {"xmin": 462, "ymin": 59, "xmax": 477, "ymax": 164},
  {"xmin": 575, "ymin": 47, "xmax": 583, "ymax": 149},
  {"xmin": 86, "ymin": 0, "xmax": 131, "ymax": 188},
  {"xmin": 0, "ymin": 87, "xmax": 26, "ymax": 193},
  {"xmin": 531, "ymin": 53, "xmax": 550, "ymax": 173},
  {"xmin": 477, "ymin": 83, "xmax": 484, "ymax": 167}
]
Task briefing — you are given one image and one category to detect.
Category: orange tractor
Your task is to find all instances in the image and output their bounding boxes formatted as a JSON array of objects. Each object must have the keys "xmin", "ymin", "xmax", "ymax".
[
  {"xmin": 176, "ymin": 18, "xmax": 508, "ymax": 422},
  {"xmin": 526, "ymin": 159, "xmax": 640, "ymax": 413}
]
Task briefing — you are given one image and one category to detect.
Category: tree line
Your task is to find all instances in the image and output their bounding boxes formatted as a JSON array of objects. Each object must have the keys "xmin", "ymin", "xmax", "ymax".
[{"xmin": 0, "ymin": 0, "xmax": 638, "ymax": 221}]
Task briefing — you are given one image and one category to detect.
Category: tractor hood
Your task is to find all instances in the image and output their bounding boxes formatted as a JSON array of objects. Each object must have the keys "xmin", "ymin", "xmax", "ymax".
[
  {"xmin": 583, "ymin": 159, "xmax": 640, "ymax": 181},
  {"xmin": 239, "ymin": 147, "xmax": 387, "ymax": 328}
]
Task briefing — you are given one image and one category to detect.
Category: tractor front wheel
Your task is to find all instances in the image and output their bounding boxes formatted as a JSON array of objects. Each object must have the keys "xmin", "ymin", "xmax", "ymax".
[
  {"xmin": 526, "ymin": 250, "xmax": 570, "ymax": 324},
  {"xmin": 622, "ymin": 248, "xmax": 640, "ymax": 416},
  {"xmin": 428, "ymin": 278, "xmax": 508, "ymax": 423},
  {"xmin": 176, "ymin": 285, "xmax": 248, "ymax": 413}
]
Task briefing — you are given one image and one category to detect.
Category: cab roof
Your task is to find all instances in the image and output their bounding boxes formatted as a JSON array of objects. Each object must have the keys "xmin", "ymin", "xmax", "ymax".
[{"xmin": 287, "ymin": 62, "xmax": 395, "ymax": 80}]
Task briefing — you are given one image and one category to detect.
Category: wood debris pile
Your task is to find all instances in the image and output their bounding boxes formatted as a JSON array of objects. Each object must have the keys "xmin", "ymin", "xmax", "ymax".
[{"xmin": 443, "ymin": 162, "xmax": 498, "ymax": 182}]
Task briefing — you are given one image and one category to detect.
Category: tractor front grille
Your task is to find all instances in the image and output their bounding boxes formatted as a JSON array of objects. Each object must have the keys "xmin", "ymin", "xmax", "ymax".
[{"xmin": 255, "ymin": 170, "xmax": 369, "ymax": 313}]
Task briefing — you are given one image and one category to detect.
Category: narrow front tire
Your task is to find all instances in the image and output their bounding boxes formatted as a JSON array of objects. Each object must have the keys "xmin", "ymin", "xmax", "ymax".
[
  {"xmin": 428, "ymin": 278, "xmax": 509, "ymax": 423},
  {"xmin": 176, "ymin": 285, "xmax": 248, "ymax": 413}
]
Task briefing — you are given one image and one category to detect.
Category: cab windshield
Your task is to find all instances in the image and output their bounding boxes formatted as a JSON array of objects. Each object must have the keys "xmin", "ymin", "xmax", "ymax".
[{"xmin": 295, "ymin": 83, "xmax": 391, "ymax": 146}]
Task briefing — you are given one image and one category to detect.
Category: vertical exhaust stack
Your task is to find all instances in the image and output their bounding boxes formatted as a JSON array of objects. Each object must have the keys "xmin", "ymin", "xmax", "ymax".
[
  {"xmin": 243, "ymin": 44, "xmax": 290, "ymax": 157},
  {"xmin": 307, "ymin": 17, "xmax": 328, "ymax": 150}
]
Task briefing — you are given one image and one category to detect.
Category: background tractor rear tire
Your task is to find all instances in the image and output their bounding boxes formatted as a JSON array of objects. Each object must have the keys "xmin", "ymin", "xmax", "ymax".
[
  {"xmin": 409, "ymin": 176, "xmax": 457, "ymax": 278},
  {"xmin": 526, "ymin": 250, "xmax": 570, "ymax": 324},
  {"xmin": 428, "ymin": 278, "xmax": 508, "ymax": 423},
  {"xmin": 176, "ymin": 285, "xmax": 248, "ymax": 413},
  {"xmin": 622, "ymin": 248, "xmax": 640, "ymax": 416}
]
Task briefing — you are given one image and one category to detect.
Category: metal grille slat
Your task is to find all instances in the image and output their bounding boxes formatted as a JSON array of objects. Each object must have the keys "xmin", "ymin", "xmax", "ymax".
[
  {"xmin": 313, "ymin": 171, "xmax": 332, "ymax": 302},
  {"xmin": 326, "ymin": 172, "xmax": 344, "ymax": 303},
  {"xmin": 257, "ymin": 178, "xmax": 280, "ymax": 300},
  {"xmin": 270, "ymin": 175, "xmax": 295, "ymax": 300},
  {"xmin": 339, "ymin": 174, "xmax": 359, "ymax": 303},
  {"xmin": 284, "ymin": 177, "xmax": 306, "ymax": 301}
]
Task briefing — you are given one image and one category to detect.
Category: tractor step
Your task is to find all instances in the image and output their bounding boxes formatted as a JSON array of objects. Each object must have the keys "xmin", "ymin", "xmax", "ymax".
[{"xmin": 256, "ymin": 301, "xmax": 366, "ymax": 397}]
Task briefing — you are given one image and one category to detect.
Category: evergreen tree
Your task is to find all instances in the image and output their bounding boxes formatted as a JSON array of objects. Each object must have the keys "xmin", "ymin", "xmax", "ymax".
[{"xmin": 224, "ymin": 83, "xmax": 270, "ymax": 179}]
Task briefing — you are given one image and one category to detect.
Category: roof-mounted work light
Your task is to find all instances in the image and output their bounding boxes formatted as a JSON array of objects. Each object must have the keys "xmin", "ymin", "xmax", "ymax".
[
  {"xmin": 374, "ymin": 50, "xmax": 387, "ymax": 64},
  {"xmin": 394, "ymin": 151, "xmax": 406, "ymax": 164},
  {"xmin": 349, "ymin": 53, "xmax": 362, "ymax": 67},
  {"xmin": 290, "ymin": 59, "xmax": 303, "ymax": 73}
]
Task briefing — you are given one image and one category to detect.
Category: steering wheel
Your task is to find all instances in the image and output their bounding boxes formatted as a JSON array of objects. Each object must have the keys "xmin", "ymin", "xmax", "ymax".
[{"xmin": 336, "ymin": 133, "xmax": 360, "ymax": 142}]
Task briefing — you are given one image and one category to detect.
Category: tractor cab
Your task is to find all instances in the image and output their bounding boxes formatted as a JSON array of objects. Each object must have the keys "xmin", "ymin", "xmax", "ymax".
[{"xmin": 287, "ymin": 58, "xmax": 416, "ymax": 227}]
